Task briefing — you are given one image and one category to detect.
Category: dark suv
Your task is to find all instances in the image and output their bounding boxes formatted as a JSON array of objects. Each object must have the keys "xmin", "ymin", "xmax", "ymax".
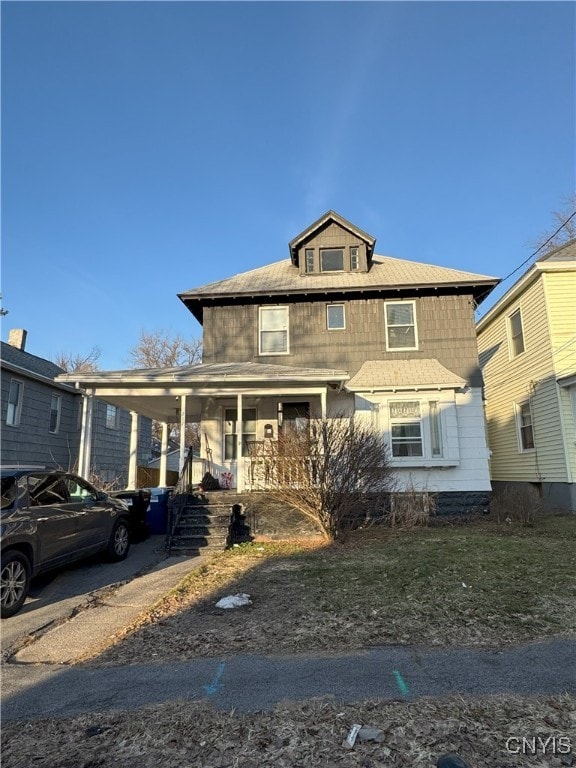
[{"xmin": 1, "ymin": 467, "xmax": 132, "ymax": 618}]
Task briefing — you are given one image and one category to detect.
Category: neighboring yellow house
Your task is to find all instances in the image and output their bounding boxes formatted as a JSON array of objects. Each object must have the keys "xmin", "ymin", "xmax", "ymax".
[{"xmin": 477, "ymin": 238, "xmax": 576, "ymax": 512}]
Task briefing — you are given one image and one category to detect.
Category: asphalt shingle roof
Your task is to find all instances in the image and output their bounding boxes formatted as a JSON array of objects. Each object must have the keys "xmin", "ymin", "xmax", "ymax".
[
  {"xmin": 1, "ymin": 342, "xmax": 66, "ymax": 381},
  {"xmin": 347, "ymin": 359, "xmax": 466, "ymax": 390},
  {"xmin": 179, "ymin": 255, "xmax": 498, "ymax": 300}
]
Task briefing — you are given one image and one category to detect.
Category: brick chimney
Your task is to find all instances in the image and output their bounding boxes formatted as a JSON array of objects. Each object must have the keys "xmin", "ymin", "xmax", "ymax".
[{"xmin": 8, "ymin": 329, "xmax": 28, "ymax": 351}]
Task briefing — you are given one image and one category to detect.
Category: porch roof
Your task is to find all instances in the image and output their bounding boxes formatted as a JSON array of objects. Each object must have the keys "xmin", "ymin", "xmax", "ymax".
[{"xmin": 56, "ymin": 362, "xmax": 349, "ymax": 422}]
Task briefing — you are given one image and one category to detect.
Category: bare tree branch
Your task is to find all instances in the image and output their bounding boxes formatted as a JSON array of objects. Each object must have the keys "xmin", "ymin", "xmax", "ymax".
[
  {"xmin": 128, "ymin": 329, "xmax": 202, "ymax": 369},
  {"xmin": 53, "ymin": 347, "xmax": 101, "ymax": 373}
]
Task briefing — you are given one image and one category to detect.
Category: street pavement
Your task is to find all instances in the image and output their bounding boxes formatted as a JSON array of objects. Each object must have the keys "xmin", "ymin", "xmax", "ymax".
[{"xmin": 3, "ymin": 638, "xmax": 575, "ymax": 722}]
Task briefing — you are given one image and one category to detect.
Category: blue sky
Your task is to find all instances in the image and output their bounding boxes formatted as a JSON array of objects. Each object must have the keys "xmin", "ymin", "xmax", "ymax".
[{"xmin": 2, "ymin": 1, "xmax": 574, "ymax": 370}]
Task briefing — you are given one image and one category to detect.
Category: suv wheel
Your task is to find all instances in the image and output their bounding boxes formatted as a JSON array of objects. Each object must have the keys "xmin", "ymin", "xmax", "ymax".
[
  {"xmin": 1, "ymin": 550, "xmax": 31, "ymax": 618},
  {"xmin": 107, "ymin": 519, "xmax": 130, "ymax": 561}
]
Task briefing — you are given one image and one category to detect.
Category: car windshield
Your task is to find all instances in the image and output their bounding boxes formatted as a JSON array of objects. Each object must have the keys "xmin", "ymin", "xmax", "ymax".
[{"xmin": 1, "ymin": 477, "xmax": 17, "ymax": 510}]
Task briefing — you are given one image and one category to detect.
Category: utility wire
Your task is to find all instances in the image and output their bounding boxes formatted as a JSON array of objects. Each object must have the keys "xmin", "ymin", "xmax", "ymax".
[{"xmin": 499, "ymin": 210, "xmax": 576, "ymax": 284}]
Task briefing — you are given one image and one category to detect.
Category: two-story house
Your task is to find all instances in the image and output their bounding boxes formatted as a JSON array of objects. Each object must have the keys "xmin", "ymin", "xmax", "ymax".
[
  {"xmin": 58, "ymin": 212, "xmax": 498, "ymax": 513},
  {"xmin": 477, "ymin": 238, "xmax": 576, "ymax": 512},
  {"xmin": 1, "ymin": 329, "xmax": 152, "ymax": 487}
]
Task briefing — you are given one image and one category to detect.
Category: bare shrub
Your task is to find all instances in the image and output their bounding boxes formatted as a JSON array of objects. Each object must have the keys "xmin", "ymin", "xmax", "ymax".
[
  {"xmin": 491, "ymin": 484, "xmax": 542, "ymax": 524},
  {"xmin": 389, "ymin": 481, "xmax": 436, "ymax": 528},
  {"xmin": 250, "ymin": 416, "xmax": 396, "ymax": 542}
]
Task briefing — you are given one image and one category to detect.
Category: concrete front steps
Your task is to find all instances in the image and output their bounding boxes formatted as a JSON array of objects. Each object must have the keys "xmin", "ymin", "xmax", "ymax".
[{"xmin": 168, "ymin": 491, "xmax": 248, "ymax": 556}]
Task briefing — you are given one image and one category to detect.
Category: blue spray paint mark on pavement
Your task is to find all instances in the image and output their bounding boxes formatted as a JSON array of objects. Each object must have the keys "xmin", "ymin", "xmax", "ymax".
[
  {"xmin": 392, "ymin": 669, "xmax": 410, "ymax": 697},
  {"xmin": 203, "ymin": 662, "xmax": 226, "ymax": 695}
]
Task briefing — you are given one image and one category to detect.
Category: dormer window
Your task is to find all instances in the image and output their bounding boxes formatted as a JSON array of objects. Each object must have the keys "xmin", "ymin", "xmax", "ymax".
[
  {"xmin": 350, "ymin": 247, "xmax": 359, "ymax": 270},
  {"xmin": 320, "ymin": 248, "xmax": 344, "ymax": 272},
  {"xmin": 305, "ymin": 249, "xmax": 314, "ymax": 273}
]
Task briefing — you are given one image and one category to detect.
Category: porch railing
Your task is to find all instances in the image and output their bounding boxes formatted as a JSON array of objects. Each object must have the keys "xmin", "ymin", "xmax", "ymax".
[{"xmin": 246, "ymin": 455, "xmax": 317, "ymax": 491}]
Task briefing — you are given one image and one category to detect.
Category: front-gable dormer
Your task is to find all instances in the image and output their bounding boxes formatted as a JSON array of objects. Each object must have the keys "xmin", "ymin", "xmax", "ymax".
[{"xmin": 288, "ymin": 210, "xmax": 375, "ymax": 276}]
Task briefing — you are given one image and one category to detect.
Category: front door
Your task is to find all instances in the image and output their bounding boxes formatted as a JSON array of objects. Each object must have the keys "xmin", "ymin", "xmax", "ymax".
[{"xmin": 280, "ymin": 402, "xmax": 310, "ymax": 439}]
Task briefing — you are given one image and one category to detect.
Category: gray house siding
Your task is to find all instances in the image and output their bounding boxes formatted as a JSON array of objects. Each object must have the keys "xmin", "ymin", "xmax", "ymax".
[
  {"xmin": 1, "ymin": 370, "xmax": 80, "ymax": 468},
  {"xmin": 90, "ymin": 403, "xmax": 152, "ymax": 486},
  {"xmin": 202, "ymin": 293, "xmax": 482, "ymax": 386}
]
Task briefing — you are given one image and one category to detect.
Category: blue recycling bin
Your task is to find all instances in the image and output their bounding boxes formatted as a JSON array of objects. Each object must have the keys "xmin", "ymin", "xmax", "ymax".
[{"xmin": 146, "ymin": 487, "xmax": 173, "ymax": 535}]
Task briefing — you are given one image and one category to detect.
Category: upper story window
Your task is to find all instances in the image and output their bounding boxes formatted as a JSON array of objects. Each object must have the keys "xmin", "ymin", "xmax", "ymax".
[
  {"xmin": 49, "ymin": 395, "xmax": 62, "ymax": 434},
  {"xmin": 320, "ymin": 248, "xmax": 344, "ymax": 272},
  {"xmin": 305, "ymin": 249, "xmax": 314, "ymax": 273},
  {"xmin": 508, "ymin": 308, "xmax": 525, "ymax": 357},
  {"xmin": 350, "ymin": 247, "xmax": 359, "ymax": 270},
  {"xmin": 106, "ymin": 403, "xmax": 120, "ymax": 429},
  {"xmin": 385, "ymin": 301, "xmax": 418, "ymax": 350},
  {"xmin": 6, "ymin": 378, "xmax": 23, "ymax": 426},
  {"xmin": 259, "ymin": 306, "xmax": 289, "ymax": 355},
  {"xmin": 516, "ymin": 400, "xmax": 534, "ymax": 451},
  {"xmin": 326, "ymin": 304, "xmax": 345, "ymax": 330}
]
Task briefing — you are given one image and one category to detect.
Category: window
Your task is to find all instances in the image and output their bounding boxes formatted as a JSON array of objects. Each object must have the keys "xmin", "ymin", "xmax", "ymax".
[
  {"xmin": 385, "ymin": 301, "xmax": 418, "ymax": 350},
  {"xmin": 509, "ymin": 309, "xmax": 525, "ymax": 357},
  {"xmin": 516, "ymin": 401, "xmax": 534, "ymax": 451},
  {"xmin": 259, "ymin": 306, "xmax": 289, "ymax": 354},
  {"xmin": 350, "ymin": 247, "xmax": 359, "ymax": 270},
  {"xmin": 305, "ymin": 248, "xmax": 314, "ymax": 273},
  {"xmin": 49, "ymin": 395, "xmax": 61, "ymax": 434},
  {"xmin": 28, "ymin": 474, "xmax": 69, "ymax": 506},
  {"xmin": 105, "ymin": 403, "xmax": 119, "ymax": 429},
  {"xmin": 64, "ymin": 475, "xmax": 97, "ymax": 502},
  {"xmin": 389, "ymin": 401, "xmax": 423, "ymax": 457},
  {"xmin": 326, "ymin": 304, "xmax": 345, "ymax": 330},
  {"xmin": 6, "ymin": 379, "xmax": 23, "ymax": 426},
  {"xmin": 320, "ymin": 248, "xmax": 344, "ymax": 272},
  {"xmin": 224, "ymin": 408, "xmax": 257, "ymax": 460},
  {"xmin": 429, "ymin": 401, "xmax": 442, "ymax": 457}
]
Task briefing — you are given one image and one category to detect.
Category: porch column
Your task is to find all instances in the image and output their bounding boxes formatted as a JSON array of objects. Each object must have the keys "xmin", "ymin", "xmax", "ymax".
[
  {"xmin": 236, "ymin": 391, "xmax": 244, "ymax": 492},
  {"xmin": 179, "ymin": 395, "xmax": 187, "ymax": 472},
  {"xmin": 128, "ymin": 411, "xmax": 139, "ymax": 489},
  {"xmin": 78, "ymin": 394, "xmax": 94, "ymax": 478},
  {"xmin": 159, "ymin": 421, "xmax": 169, "ymax": 487},
  {"xmin": 321, "ymin": 388, "xmax": 327, "ymax": 420}
]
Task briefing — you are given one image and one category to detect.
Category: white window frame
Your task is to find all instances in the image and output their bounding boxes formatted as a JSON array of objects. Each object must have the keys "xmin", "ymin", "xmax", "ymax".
[
  {"xmin": 515, "ymin": 400, "xmax": 535, "ymax": 452},
  {"xmin": 305, "ymin": 248, "xmax": 314, "ymax": 273},
  {"xmin": 350, "ymin": 246, "xmax": 359, "ymax": 270},
  {"xmin": 508, "ymin": 308, "xmax": 525, "ymax": 358},
  {"xmin": 223, "ymin": 407, "xmax": 258, "ymax": 460},
  {"xmin": 6, "ymin": 378, "xmax": 23, "ymax": 427},
  {"xmin": 384, "ymin": 300, "xmax": 419, "ymax": 351},
  {"xmin": 326, "ymin": 303, "xmax": 346, "ymax": 331},
  {"xmin": 259, "ymin": 306, "xmax": 289, "ymax": 355},
  {"xmin": 105, "ymin": 403, "xmax": 120, "ymax": 430},
  {"xmin": 49, "ymin": 394, "xmax": 62, "ymax": 434},
  {"xmin": 389, "ymin": 400, "xmax": 424, "ymax": 458}
]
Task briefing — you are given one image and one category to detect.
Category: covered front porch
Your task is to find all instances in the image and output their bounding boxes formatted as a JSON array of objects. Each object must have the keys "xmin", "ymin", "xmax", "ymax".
[{"xmin": 57, "ymin": 362, "xmax": 350, "ymax": 492}]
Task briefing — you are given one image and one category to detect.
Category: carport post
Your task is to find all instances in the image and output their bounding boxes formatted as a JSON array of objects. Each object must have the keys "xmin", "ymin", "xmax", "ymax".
[
  {"xmin": 179, "ymin": 395, "xmax": 187, "ymax": 473},
  {"xmin": 159, "ymin": 422, "xmax": 168, "ymax": 487},
  {"xmin": 128, "ymin": 411, "xmax": 139, "ymax": 489},
  {"xmin": 78, "ymin": 394, "xmax": 94, "ymax": 478}
]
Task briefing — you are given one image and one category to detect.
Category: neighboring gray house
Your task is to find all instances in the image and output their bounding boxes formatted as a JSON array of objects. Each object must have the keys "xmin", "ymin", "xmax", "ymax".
[
  {"xmin": 58, "ymin": 211, "xmax": 499, "ymax": 512},
  {"xmin": 1, "ymin": 329, "xmax": 152, "ymax": 487}
]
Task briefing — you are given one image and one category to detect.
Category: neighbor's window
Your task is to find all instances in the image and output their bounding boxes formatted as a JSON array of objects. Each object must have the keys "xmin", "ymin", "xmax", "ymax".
[
  {"xmin": 516, "ymin": 401, "xmax": 534, "ymax": 451},
  {"xmin": 6, "ymin": 378, "xmax": 23, "ymax": 426},
  {"xmin": 49, "ymin": 395, "xmax": 62, "ymax": 434},
  {"xmin": 326, "ymin": 304, "xmax": 345, "ymax": 330},
  {"xmin": 305, "ymin": 248, "xmax": 314, "ymax": 273},
  {"xmin": 320, "ymin": 248, "xmax": 344, "ymax": 272},
  {"xmin": 385, "ymin": 301, "xmax": 418, "ymax": 350},
  {"xmin": 259, "ymin": 306, "xmax": 289, "ymax": 354},
  {"xmin": 105, "ymin": 403, "xmax": 119, "ymax": 429},
  {"xmin": 350, "ymin": 247, "xmax": 359, "ymax": 270},
  {"xmin": 509, "ymin": 308, "xmax": 525, "ymax": 357},
  {"xmin": 224, "ymin": 408, "xmax": 257, "ymax": 460},
  {"xmin": 389, "ymin": 401, "xmax": 423, "ymax": 457}
]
